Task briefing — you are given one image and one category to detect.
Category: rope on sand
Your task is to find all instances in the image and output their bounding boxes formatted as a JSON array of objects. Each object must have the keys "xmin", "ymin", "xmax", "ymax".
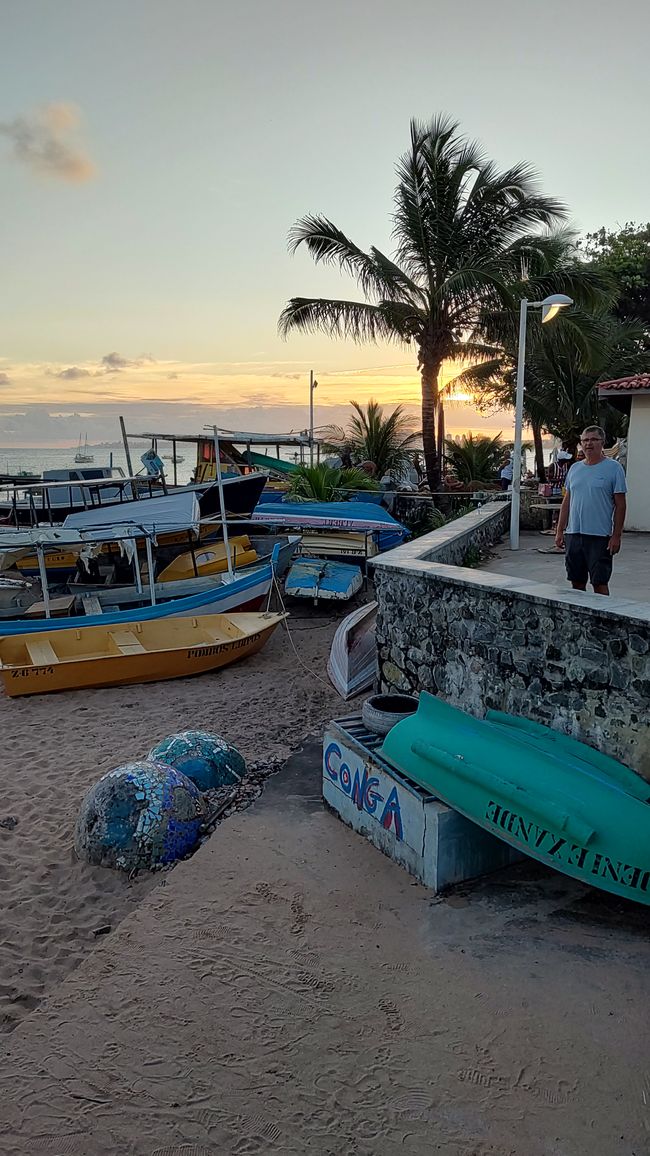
[{"xmin": 266, "ymin": 570, "xmax": 335, "ymax": 692}]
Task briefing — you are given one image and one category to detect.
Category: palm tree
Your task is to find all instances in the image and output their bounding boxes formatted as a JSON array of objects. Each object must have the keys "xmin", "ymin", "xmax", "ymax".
[
  {"xmin": 285, "ymin": 462, "xmax": 379, "ymax": 502},
  {"xmin": 321, "ymin": 399, "xmax": 419, "ymax": 480},
  {"xmin": 279, "ymin": 115, "xmax": 606, "ymax": 490},
  {"xmin": 444, "ymin": 433, "xmax": 505, "ymax": 485},
  {"xmin": 456, "ymin": 312, "xmax": 639, "ymax": 476}
]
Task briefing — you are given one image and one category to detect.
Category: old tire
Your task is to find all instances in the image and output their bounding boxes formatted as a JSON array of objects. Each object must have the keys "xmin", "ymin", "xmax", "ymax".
[{"xmin": 361, "ymin": 693, "xmax": 419, "ymax": 736}]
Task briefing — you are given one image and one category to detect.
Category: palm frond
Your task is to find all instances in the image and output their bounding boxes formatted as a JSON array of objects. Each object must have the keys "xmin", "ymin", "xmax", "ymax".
[
  {"xmin": 278, "ymin": 297, "xmax": 411, "ymax": 345},
  {"xmin": 288, "ymin": 215, "xmax": 420, "ymax": 304},
  {"xmin": 286, "ymin": 463, "xmax": 379, "ymax": 502}
]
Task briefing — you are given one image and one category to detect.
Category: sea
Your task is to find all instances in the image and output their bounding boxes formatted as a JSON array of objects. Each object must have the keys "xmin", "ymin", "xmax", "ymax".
[
  {"xmin": 0, "ymin": 444, "xmax": 196, "ymax": 486},
  {"xmin": 0, "ymin": 442, "xmax": 537, "ymax": 486}
]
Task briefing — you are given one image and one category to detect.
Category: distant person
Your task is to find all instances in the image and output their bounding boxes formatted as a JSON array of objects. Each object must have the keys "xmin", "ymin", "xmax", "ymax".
[
  {"xmin": 549, "ymin": 444, "xmax": 573, "ymax": 487},
  {"xmin": 540, "ymin": 444, "xmax": 574, "ymax": 537},
  {"xmin": 555, "ymin": 425, "xmax": 627, "ymax": 595},
  {"xmin": 499, "ymin": 456, "xmax": 513, "ymax": 491}
]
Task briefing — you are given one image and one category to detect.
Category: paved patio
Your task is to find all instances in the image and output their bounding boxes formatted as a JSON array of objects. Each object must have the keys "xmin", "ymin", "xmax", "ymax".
[{"xmin": 484, "ymin": 531, "xmax": 650, "ymax": 603}]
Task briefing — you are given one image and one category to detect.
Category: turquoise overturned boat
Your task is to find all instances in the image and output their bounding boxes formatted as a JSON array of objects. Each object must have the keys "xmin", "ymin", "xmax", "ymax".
[{"xmin": 381, "ymin": 692, "xmax": 650, "ymax": 906}]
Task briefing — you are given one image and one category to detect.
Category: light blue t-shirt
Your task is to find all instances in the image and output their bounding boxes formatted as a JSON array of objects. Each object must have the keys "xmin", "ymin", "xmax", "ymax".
[{"xmin": 565, "ymin": 458, "xmax": 627, "ymax": 536}]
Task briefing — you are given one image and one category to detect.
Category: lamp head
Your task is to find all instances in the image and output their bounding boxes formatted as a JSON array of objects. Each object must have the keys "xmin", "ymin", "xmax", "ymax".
[{"xmin": 541, "ymin": 293, "xmax": 573, "ymax": 323}]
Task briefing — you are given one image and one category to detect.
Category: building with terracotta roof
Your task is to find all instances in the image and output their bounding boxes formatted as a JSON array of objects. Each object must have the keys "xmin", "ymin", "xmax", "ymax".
[{"xmin": 599, "ymin": 374, "xmax": 650, "ymax": 530}]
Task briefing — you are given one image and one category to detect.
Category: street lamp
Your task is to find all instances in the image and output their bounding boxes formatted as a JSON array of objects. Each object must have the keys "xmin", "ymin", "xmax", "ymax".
[
  {"xmin": 309, "ymin": 370, "xmax": 318, "ymax": 465},
  {"xmin": 510, "ymin": 293, "xmax": 573, "ymax": 549}
]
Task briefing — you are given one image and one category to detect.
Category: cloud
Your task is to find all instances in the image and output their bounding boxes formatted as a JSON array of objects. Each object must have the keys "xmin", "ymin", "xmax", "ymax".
[
  {"xmin": 0, "ymin": 103, "xmax": 95, "ymax": 183},
  {"xmin": 167, "ymin": 372, "xmax": 178, "ymax": 380},
  {"xmin": 53, "ymin": 366, "xmax": 91, "ymax": 380},
  {"xmin": 101, "ymin": 351, "xmax": 130, "ymax": 372},
  {"xmin": 100, "ymin": 351, "xmax": 156, "ymax": 373},
  {"xmin": 0, "ymin": 373, "xmax": 10, "ymax": 386}
]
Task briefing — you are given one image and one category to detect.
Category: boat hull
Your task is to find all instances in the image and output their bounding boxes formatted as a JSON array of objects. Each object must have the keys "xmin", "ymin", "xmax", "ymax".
[
  {"xmin": 0, "ymin": 562, "xmax": 273, "ymax": 635},
  {"xmin": 0, "ymin": 612, "xmax": 285, "ymax": 696},
  {"xmin": 327, "ymin": 601, "xmax": 377, "ymax": 699},
  {"xmin": 285, "ymin": 559, "xmax": 363, "ymax": 602},
  {"xmin": 381, "ymin": 692, "xmax": 650, "ymax": 907},
  {"xmin": 0, "ymin": 472, "xmax": 267, "ymax": 526},
  {"xmin": 156, "ymin": 537, "xmax": 258, "ymax": 583}
]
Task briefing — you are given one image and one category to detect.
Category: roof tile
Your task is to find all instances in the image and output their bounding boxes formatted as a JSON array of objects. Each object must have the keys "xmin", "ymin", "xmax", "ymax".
[{"xmin": 598, "ymin": 373, "xmax": 650, "ymax": 392}]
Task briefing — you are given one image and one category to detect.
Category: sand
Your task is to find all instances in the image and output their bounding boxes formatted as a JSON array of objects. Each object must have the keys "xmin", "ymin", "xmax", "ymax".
[
  {"xmin": 0, "ymin": 599, "xmax": 648, "ymax": 1154},
  {"xmin": 0, "ymin": 606, "xmax": 343, "ymax": 1034},
  {"xmin": 0, "ymin": 743, "xmax": 648, "ymax": 1155}
]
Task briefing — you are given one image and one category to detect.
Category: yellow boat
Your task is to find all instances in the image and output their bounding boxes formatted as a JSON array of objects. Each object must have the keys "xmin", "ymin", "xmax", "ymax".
[
  {"xmin": 156, "ymin": 536, "xmax": 257, "ymax": 583},
  {"xmin": 0, "ymin": 611, "xmax": 286, "ymax": 697}
]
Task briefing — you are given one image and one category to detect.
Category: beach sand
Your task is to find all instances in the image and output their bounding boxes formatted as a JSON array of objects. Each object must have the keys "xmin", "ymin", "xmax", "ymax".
[
  {"xmin": 0, "ymin": 606, "xmax": 343, "ymax": 1033},
  {"xmin": 0, "ymin": 741, "xmax": 647, "ymax": 1154}
]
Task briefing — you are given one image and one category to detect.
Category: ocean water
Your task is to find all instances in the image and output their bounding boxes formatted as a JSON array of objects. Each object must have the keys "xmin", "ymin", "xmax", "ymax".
[{"xmin": 0, "ymin": 445, "xmax": 195, "ymax": 485}]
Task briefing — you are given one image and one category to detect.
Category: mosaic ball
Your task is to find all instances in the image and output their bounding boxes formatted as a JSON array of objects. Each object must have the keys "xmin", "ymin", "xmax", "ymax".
[
  {"xmin": 148, "ymin": 730, "xmax": 246, "ymax": 792},
  {"xmin": 75, "ymin": 760, "xmax": 204, "ymax": 872}
]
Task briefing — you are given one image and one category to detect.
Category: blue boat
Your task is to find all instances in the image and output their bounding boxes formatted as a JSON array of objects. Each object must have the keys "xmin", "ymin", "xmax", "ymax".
[
  {"xmin": 0, "ymin": 556, "xmax": 276, "ymax": 636},
  {"xmin": 285, "ymin": 558, "xmax": 363, "ymax": 603},
  {"xmin": 252, "ymin": 501, "xmax": 407, "ymax": 554}
]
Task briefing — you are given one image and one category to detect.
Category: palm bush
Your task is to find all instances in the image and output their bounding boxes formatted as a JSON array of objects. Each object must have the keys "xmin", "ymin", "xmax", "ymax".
[
  {"xmin": 322, "ymin": 399, "xmax": 419, "ymax": 480},
  {"xmin": 444, "ymin": 434, "xmax": 505, "ymax": 485},
  {"xmin": 285, "ymin": 463, "xmax": 379, "ymax": 502}
]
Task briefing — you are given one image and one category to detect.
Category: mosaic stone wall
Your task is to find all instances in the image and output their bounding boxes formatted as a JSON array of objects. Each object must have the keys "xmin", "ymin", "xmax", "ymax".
[{"xmin": 372, "ymin": 506, "xmax": 650, "ymax": 781}]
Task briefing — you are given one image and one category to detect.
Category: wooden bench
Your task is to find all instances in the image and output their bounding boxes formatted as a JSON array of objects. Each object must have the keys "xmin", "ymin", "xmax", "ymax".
[
  {"xmin": 25, "ymin": 595, "xmax": 75, "ymax": 619},
  {"xmin": 108, "ymin": 630, "xmax": 147, "ymax": 655},
  {"xmin": 26, "ymin": 639, "xmax": 59, "ymax": 666}
]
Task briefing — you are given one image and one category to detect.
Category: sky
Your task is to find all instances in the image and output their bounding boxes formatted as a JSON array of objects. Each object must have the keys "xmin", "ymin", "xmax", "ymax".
[{"xmin": 2, "ymin": 0, "xmax": 649, "ymax": 448}]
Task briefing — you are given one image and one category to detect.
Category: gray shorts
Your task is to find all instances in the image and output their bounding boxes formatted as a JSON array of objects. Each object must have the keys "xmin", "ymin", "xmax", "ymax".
[{"xmin": 565, "ymin": 533, "xmax": 612, "ymax": 586}]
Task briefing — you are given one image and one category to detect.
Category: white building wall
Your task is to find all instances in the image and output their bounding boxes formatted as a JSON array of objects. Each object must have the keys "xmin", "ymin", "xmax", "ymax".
[{"xmin": 625, "ymin": 394, "xmax": 650, "ymax": 531}]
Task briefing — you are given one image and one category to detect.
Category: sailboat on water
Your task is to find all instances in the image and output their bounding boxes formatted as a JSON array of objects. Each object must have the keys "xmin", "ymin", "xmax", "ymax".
[{"xmin": 74, "ymin": 434, "xmax": 94, "ymax": 464}]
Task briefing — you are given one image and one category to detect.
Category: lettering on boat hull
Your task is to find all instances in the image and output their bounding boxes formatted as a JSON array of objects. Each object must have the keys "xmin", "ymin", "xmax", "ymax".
[{"xmin": 485, "ymin": 800, "xmax": 650, "ymax": 897}]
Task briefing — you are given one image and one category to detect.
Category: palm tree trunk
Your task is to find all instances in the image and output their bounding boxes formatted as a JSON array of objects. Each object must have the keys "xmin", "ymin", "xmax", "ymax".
[
  {"xmin": 421, "ymin": 360, "xmax": 442, "ymax": 491},
  {"xmin": 531, "ymin": 419, "xmax": 546, "ymax": 483},
  {"xmin": 436, "ymin": 402, "xmax": 445, "ymax": 484}
]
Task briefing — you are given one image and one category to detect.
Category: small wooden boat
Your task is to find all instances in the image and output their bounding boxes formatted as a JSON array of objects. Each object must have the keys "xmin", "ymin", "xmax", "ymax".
[
  {"xmin": 0, "ymin": 554, "xmax": 277, "ymax": 635},
  {"xmin": 0, "ymin": 611, "xmax": 286, "ymax": 696},
  {"xmin": 382, "ymin": 693, "xmax": 650, "ymax": 906},
  {"xmin": 156, "ymin": 536, "xmax": 258, "ymax": 583},
  {"xmin": 327, "ymin": 601, "xmax": 377, "ymax": 699},
  {"xmin": 285, "ymin": 558, "xmax": 363, "ymax": 603},
  {"xmin": 300, "ymin": 531, "xmax": 379, "ymax": 561}
]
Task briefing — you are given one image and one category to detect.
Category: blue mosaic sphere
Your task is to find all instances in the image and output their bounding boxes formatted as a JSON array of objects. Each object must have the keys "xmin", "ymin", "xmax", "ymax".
[
  {"xmin": 75, "ymin": 760, "xmax": 205, "ymax": 872},
  {"xmin": 148, "ymin": 730, "xmax": 246, "ymax": 792}
]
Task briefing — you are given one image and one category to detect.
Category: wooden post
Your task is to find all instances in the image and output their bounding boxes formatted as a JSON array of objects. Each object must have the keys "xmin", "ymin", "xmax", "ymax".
[
  {"xmin": 119, "ymin": 416, "xmax": 134, "ymax": 478},
  {"xmin": 36, "ymin": 544, "xmax": 51, "ymax": 619}
]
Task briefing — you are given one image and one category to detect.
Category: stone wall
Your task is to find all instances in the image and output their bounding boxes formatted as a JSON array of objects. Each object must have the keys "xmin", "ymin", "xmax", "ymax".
[{"xmin": 371, "ymin": 505, "xmax": 650, "ymax": 780}]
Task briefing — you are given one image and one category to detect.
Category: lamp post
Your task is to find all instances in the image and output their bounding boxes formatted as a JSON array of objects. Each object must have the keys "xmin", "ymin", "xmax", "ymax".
[
  {"xmin": 309, "ymin": 370, "xmax": 318, "ymax": 465},
  {"xmin": 510, "ymin": 293, "xmax": 573, "ymax": 550}
]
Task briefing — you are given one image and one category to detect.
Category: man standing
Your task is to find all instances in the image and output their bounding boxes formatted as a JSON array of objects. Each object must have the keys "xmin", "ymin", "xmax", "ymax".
[{"xmin": 555, "ymin": 426, "xmax": 627, "ymax": 595}]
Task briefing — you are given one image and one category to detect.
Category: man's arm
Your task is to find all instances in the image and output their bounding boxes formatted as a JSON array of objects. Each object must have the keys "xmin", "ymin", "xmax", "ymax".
[
  {"xmin": 555, "ymin": 492, "xmax": 570, "ymax": 548},
  {"xmin": 609, "ymin": 493, "xmax": 626, "ymax": 554}
]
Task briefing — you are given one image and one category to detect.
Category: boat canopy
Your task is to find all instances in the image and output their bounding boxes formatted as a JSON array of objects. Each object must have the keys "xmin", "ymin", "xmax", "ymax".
[
  {"xmin": 251, "ymin": 501, "xmax": 407, "ymax": 535},
  {"xmin": 63, "ymin": 490, "xmax": 200, "ymax": 534},
  {"xmin": 0, "ymin": 492, "xmax": 200, "ymax": 572}
]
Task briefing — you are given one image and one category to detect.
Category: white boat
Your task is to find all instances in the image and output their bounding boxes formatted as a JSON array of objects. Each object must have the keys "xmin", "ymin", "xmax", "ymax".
[
  {"xmin": 74, "ymin": 435, "xmax": 94, "ymax": 464},
  {"xmin": 162, "ymin": 453, "xmax": 185, "ymax": 464},
  {"xmin": 327, "ymin": 601, "xmax": 377, "ymax": 699}
]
